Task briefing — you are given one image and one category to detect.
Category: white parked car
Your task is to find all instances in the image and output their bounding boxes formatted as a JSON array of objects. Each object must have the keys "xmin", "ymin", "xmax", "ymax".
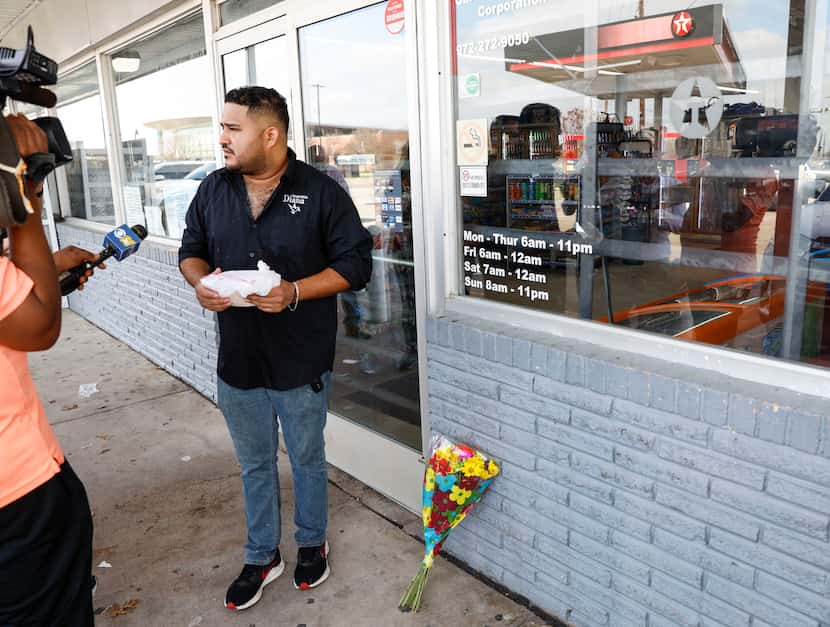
[{"xmin": 154, "ymin": 161, "xmax": 216, "ymax": 237}]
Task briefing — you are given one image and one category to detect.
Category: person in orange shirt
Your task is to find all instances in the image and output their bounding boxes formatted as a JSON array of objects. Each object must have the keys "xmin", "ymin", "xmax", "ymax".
[{"xmin": 0, "ymin": 114, "xmax": 96, "ymax": 626}]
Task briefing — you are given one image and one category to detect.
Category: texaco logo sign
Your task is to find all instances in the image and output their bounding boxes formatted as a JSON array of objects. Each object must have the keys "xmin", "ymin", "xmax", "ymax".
[{"xmin": 672, "ymin": 12, "xmax": 694, "ymax": 38}]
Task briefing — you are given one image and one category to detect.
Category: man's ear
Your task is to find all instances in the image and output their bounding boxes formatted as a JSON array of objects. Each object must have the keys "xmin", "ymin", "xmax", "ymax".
[{"xmin": 263, "ymin": 125, "xmax": 281, "ymax": 148}]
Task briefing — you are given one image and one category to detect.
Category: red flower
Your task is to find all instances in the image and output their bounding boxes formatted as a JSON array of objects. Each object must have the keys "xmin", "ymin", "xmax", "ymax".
[
  {"xmin": 459, "ymin": 476, "xmax": 479, "ymax": 491},
  {"xmin": 430, "ymin": 458, "xmax": 452, "ymax": 474},
  {"xmin": 430, "ymin": 511, "xmax": 451, "ymax": 534},
  {"xmin": 433, "ymin": 494, "xmax": 457, "ymax": 515}
]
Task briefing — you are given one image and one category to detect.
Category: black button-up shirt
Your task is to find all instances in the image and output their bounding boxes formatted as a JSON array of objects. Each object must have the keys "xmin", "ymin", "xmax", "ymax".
[{"xmin": 179, "ymin": 149, "xmax": 372, "ymax": 390}]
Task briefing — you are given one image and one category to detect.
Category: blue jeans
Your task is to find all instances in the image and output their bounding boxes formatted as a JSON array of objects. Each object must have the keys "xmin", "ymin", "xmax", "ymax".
[{"xmin": 217, "ymin": 373, "xmax": 331, "ymax": 566}]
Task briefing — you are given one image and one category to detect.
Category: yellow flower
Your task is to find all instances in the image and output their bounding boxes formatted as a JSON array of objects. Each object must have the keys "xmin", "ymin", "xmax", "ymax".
[
  {"xmin": 450, "ymin": 485, "xmax": 472, "ymax": 504},
  {"xmin": 461, "ymin": 457, "xmax": 485, "ymax": 477},
  {"xmin": 422, "ymin": 506, "xmax": 431, "ymax": 527},
  {"xmin": 425, "ymin": 468, "xmax": 436, "ymax": 492},
  {"xmin": 480, "ymin": 459, "xmax": 499, "ymax": 479}
]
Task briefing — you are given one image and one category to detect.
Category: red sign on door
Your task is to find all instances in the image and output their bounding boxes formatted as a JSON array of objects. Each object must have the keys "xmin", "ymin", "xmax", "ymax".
[
  {"xmin": 385, "ymin": 0, "xmax": 405, "ymax": 35},
  {"xmin": 671, "ymin": 12, "xmax": 694, "ymax": 38}
]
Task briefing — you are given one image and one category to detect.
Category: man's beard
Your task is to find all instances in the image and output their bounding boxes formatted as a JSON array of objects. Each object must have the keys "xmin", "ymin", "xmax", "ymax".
[
  {"xmin": 225, "ymin": 153, "xmax": 260, "ymax": 175},
  {"xmin": 225, "ymin": 161, "xmax": 254, "ymax": 175}
]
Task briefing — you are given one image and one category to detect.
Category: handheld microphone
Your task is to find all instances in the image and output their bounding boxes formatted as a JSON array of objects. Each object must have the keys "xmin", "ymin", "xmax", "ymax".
[{"xmin": 60, "ymin": 224, "xmax": 148, "ymax": 296}]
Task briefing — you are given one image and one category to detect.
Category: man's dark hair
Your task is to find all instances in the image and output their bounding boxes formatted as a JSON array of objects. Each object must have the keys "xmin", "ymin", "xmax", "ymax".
[{"xmin": 225, "ymin": 86, "xmax": 290, "ymax": 132}]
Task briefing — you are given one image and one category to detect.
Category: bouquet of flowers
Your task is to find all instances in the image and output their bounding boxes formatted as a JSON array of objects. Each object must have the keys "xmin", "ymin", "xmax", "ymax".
[{"xmin": 398, "ymin": 434, "xmax": 500, "ymax": 613}]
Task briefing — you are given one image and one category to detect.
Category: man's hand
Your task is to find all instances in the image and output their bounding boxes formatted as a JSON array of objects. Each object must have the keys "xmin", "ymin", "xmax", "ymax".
[
  {"xmin": 247, "ymin": 280, "xmax": 296, "ymax": 313},
  {"xmin": 6, "ymin": 113, "xmax": 47, "ymax": 158},
  {"xmin": 53, "ymin": 246, "xmax": 105, "ymax": 291},
  {"xmin": 195, "ymin": 268, "xmax": 231, "ymax": 312},
  {"xmin": 5, "ymin": 114, "xmax": 49, "ymax": 212}
]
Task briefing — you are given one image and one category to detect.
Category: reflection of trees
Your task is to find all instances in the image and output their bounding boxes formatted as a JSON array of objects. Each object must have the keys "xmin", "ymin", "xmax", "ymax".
[{"xmin": 311, "ymin": 127, "xmax": 409, "ymax": 168}]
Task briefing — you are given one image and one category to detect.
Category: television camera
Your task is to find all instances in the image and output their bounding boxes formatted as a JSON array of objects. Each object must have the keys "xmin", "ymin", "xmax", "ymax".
[{"xmin": 0, "ymin": 26, "xmax": 72, "ymax": 229}]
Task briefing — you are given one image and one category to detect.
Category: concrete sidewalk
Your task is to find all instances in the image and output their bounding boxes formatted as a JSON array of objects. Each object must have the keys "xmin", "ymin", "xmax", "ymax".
[{"xmin": 30, "ymin": 311, "xmax": 543, "ymax": 627}]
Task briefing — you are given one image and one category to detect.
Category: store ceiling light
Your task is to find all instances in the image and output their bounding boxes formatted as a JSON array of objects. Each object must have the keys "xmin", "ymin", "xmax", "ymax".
[
  {"xmin": 596, "ymin": 59, "xmax": 643, "ymax": 70},
  {"xmin": 529, "ymin": 59, "xmax": 642, "ymax": 74},
  {"xmin": 112, "ymin": 50, "xmax": 141, "ymax": 73}
]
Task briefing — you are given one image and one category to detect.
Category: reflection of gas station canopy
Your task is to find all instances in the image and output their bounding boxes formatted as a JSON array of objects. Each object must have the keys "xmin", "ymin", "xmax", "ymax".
[
  {"xmin": 144, "ymin": 117, "xmax": 213, "ymax": 131},
  {"xmin": 504, "ymin": 4, "xmax": 745, "ymax": 99}
]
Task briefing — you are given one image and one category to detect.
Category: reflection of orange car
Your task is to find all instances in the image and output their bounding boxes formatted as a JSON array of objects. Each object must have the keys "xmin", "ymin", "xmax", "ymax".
[{"xmin": 602, "ymin": 275, "xmax": 789, "ymax": 347}]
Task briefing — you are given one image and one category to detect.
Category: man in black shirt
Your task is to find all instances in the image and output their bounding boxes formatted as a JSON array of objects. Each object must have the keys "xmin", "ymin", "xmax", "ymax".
[{"xmin": 179, "ymin": 87, "xmax": 372, "ymax": 611}]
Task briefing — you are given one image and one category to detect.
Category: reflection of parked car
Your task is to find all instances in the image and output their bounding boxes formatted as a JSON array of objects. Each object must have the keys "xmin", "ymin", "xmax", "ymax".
[
  {"xmin": 155, "ymin": 161, "xmax": 216, "ymax": 237},
  {"xmin": 153, "ymin": 160, "xmax": 205, "ymax": 181},
  {"xmin": 155, "ymin": 161, "xmax": 216, "ymax": 205},
  {"xmin": 157, "ymin": 161, "xmax": 216, "ymax": 203},
  {"xmin": 803, "ymin": 184, "xmax": 830, "ymax": 239},
  {"xmin": 602, "ymin": 273, "xmax": 829, "ymax": 358},
  {"xmin": 603, "ymin": 275, "xmax": 786, "ymax": 347},
  {"xmin": 184, "ymin": 162, "xmax": 218, "ymax": 180}
]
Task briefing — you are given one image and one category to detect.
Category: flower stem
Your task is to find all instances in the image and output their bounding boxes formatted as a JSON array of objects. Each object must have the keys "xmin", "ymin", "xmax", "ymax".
[{"xmin": 398, "ymin": 563, "xmax": 431, "ymax": 613}]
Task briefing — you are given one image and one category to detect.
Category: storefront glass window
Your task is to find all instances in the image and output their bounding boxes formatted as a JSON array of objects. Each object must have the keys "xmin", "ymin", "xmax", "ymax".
[
  {"xmin": 453, "ymin": 0, "xmax": 830, "ymax": 368},
  {"xmin": 221, "ymin": 36, "xmax": 294, "ymax": 145},
  {"xmin": 219, "ymin": 0, "xmax": 284, "ymax": 26},
  {"xmin": 299, "ymin": 2, "xmax": 421, "ymax": 449},
  {"xmin": 112, "ymin": 12, "xmax": 213, "ymax": 238},
  {"xmin": 54, "ymin": 61, "xmax": 115, "ymax": 224},
  {"xmin": 222, "ymin": 49, "xmax": 247, "ymax": 91}
]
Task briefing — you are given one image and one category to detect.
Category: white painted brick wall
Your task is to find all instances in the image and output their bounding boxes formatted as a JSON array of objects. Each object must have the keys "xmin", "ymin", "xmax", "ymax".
[
  {"xmin": 56, "ymin": 224, "xmax": 218, "ymax": 401},
  {"xmin": 430, "ymin": 315, "xmax": 830, "ymax": 627}
]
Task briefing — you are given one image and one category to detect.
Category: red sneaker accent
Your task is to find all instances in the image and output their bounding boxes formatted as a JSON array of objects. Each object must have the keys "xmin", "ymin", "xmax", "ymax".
[
  {"xmin": 261, "ymin": 567, "xmax": 270, "ymax": 580},
  {"xmin": 300, "ymin": 583, "xmax": 310, "ymax": 590},
  {"xmin": 226, "ymin": 602, "xmax": 237, "ymax": 610}
]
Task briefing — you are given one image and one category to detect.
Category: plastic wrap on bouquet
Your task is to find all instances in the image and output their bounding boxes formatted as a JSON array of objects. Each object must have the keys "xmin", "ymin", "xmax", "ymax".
[{"xmin": 398, "ymin": 434, "xmax": 500, "ymax": 613}]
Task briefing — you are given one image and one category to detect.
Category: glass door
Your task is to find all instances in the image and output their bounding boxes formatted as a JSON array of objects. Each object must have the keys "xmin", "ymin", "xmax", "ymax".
[
  {"xmin": 215, "ymin": 2, "xmax": 425, "ymax": 512},
  {"xmin": 218, "ymin": 25, "xmax": 295, "ymax": 148},
  {"xmin": 298, "ymin": 2, "xmax": 422, "ymax": 451}
]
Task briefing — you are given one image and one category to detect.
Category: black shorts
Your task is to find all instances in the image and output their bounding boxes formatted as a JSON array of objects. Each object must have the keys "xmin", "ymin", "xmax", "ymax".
[{"xmin": 0, "ymin": 462, "xmax": 94, "ymax": 626}]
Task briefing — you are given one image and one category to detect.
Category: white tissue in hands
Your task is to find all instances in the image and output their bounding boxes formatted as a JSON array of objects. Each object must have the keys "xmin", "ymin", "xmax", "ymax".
[{"xmin": 200, "ymin": 261, "xmax": 282, "ymax": 307}]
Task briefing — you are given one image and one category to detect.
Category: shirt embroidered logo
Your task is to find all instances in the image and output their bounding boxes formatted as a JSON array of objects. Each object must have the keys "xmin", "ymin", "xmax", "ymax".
[{"xmin": 284, "ymin": 193, "xmax": 309, "ymax": 215}]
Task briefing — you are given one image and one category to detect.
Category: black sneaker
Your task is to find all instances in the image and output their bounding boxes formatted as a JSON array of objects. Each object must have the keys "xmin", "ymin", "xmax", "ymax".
[
  {"xmin": 293, "ymin": 541, "xmax": 330, "ymax": 590},
  {"xmin": 225, "ymin": 550, "xmax": 284, "ymax": 611}
]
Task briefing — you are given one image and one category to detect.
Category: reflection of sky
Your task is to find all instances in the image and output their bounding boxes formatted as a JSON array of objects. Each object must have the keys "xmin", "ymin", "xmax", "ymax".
[
  {"xmin": 57, "ymin": 57, "xmax": 214, "ymax": 157},
  {"xmin": 299, "ymin": 3, "xmax": 408, "ymax": 130},
  {"xmin": 49, "ymin": 2, "xmax": 830, "ymax": 156},
  {"xmin": 455, "ymin": 0, "xmax": 803, "ymax": 126},
  {"xmin": 58, "ymin": 96, "xmax": 107, "ymax": 150},
  {"xmin": 115, "ymin": 57, "xmax": 214, "ymax": 155}
]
